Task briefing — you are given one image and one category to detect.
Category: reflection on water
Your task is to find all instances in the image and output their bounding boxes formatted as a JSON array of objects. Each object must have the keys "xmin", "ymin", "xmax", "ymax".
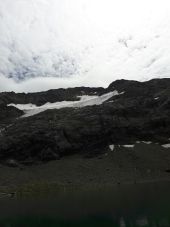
[
  {"xmin": 0, "ymin": 181, "xmax": 170, "ymax": 226},
  {"xmin": 0, "ymin": 216, "xmax": 170, "ymax": 227}
]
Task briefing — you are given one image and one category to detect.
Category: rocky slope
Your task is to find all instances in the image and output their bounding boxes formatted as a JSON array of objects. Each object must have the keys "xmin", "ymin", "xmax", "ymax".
[{"xmin": 0, "ymin": 78, "xmax": 170, "ymax": 165}]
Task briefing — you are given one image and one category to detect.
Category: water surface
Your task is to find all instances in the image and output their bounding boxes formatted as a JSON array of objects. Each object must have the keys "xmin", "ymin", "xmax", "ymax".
[{"xmin": 0, "ymin": 181, "xmax": 170, "ymax": 226}]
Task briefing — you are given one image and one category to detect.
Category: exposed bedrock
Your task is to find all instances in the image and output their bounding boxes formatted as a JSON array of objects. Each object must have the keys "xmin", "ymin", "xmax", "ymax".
[{"xmin": 0, "ymin": 78, "xmax": 170, "ymax": 164}]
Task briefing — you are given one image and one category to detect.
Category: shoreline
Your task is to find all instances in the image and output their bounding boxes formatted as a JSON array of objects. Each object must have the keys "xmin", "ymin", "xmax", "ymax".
[
  {"xmin": 1, "ymin": 178, "xmax": 170, "ymax": 200},
  {"xmin": 1, "ymin": 143, "xmax": 170, "ymax": 197}
]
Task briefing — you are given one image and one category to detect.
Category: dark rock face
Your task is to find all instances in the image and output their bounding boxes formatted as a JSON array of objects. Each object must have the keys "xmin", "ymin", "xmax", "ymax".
[
  {"xmin": 0, "ymin": 78, "xmax": 170, "ymax": 165},
  {"xmin": 0, "ymin": 104, "xmax": 23, "ymax": 128}
]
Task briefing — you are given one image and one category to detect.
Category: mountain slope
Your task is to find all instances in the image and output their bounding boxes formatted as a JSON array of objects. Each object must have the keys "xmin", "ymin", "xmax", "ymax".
[{"xmin": 0, "ymin": 78, "xmax": 170, "ymax": 165}]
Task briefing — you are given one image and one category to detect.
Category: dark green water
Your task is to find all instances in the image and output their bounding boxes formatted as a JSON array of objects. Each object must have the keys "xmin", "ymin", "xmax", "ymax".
[{"xmin": 0, "ymin": 181, "xmax": 170, "ymax": 227}]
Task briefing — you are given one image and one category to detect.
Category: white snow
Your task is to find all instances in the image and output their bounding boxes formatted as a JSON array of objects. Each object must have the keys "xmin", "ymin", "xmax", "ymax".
[
  {"xmin": 162, "ymin": 144, "xmax": 170, "ymax": 148},
  {"xmin": 0, "ymin": 128, "xmax": 5, "ymax": 135},
  {"xmin": 136, "ymin": 141, "xmax": 141, "ymax": 144},
  {"xmin": 8, "ymin": 91, "xmax": 120, "ymax": 118},
  {"xmin": 122, "ymin": 145, "xmax": 135, "ymax": 148},
  {"xmin": 109, "ymin": 145, "xmax": 115, "ymax": 151},
  {"xmin": 108, "ymin": 100, "xmax": 114, "ymax": 103},
  {"xmin": 136, "ymin": 141, "xmax": 152, "ymax": 144},
  {"xmin": 141, "ymin": 141, "xmax": 152, "ymax": 144},
  {"xmin": 8, "ymin": 103, "xmax": 37, "ymax": 110}
]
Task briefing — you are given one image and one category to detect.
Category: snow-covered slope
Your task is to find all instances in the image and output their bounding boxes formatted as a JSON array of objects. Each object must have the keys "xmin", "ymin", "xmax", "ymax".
[{"xmin": 8, "ymin": 91, "xmax": 120, "ymax": 117}]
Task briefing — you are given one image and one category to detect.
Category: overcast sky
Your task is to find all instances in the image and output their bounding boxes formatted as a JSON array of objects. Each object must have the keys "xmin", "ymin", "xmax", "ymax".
[{"xmin": 0, "ymin": 0, "xmax": 170, "ymax": 92}]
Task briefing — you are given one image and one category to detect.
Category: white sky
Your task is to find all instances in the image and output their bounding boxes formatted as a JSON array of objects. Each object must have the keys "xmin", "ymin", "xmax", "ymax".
[{"xmin": 0, "ymin": 0, "xmax": 170, "ymax": 92}]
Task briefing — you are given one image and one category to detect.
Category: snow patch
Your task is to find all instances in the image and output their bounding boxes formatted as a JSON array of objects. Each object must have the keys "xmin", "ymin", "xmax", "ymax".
[
  {"xmin": 8, "ymin": 103, "xmax": 37, "ymax": 110},
  {"xmin": 141, "ymin": 141, "xmax": 152, "ymax": 144},
  {"xmin": 122, "ymin": 145, "xmax": 135, "ymax": 148},
  {"xmin": 109, "ymin": 145, "xmax": 115, "ymax": 151},
  {"xmin": 162, "ymin": 144, "xmax": 170, "ymax": 148},
  {"xmin": 8, "ymin": 91, "xmax": 120, "ymax": 118},
  {"xmin": 136, "ymin": 141, "xmax": 141, "ymax": 144},
  {"xmin": 108, "ymin": 100, "xmax": 114, "ymax": 103},
  {"xmin": 136, "ymin": 141, "xmax": 152, "ymax": 144}
]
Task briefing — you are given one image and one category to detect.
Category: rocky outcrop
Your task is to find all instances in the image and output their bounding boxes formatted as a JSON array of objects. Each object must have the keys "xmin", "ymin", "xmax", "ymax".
[
  {"xmin": 0, "ymin": 87, "xmax": 104, "ymax": 106},
  {"xmin": 0, "ymin": 104, "xmax": 23, "ymax": 128},
  {"xmin": 0, "ymin": 79, "xmax": 170, "ymax": 165}
]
